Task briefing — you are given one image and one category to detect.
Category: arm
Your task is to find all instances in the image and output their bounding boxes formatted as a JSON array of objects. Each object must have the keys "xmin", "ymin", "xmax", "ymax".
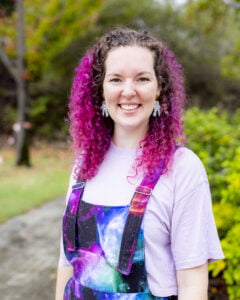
[
  {"xmin": 55, "ymin": 265, "xmax": 73, "ymax": 300},
  {"xmin": 177, "ymin": 262, "xmax": 208, "ymax": 300}
]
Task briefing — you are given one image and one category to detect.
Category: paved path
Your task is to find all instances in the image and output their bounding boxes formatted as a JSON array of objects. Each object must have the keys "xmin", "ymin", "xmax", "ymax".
[{"xmin": 0, "ymin": 196, "xmax": 66, "ymax": 300}]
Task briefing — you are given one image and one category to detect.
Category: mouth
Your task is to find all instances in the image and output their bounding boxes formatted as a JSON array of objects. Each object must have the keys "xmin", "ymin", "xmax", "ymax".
[{"xmin": 119, "ymin": 104, "xmax": 141, "ymax": 111}]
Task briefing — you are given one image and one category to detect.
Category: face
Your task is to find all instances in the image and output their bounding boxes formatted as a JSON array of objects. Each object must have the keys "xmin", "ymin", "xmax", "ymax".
[{"xmin": 103, "ymin": 45, "xmax": 161, "ymax": 136}]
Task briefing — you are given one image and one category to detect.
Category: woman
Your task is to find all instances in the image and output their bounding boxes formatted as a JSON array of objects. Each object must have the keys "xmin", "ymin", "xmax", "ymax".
[{"xmin": 55, "ymin": 28, "xmax": 224, "ymax": 300}]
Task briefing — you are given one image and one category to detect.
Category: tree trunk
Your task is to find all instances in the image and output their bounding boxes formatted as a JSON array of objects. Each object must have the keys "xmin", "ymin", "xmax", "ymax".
[{"xmin": 16, "ymin": 0, "xmax": 31, "ymax": 167}]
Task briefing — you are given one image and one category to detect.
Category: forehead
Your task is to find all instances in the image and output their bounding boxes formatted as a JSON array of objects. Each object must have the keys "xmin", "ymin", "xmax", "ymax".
[{"xmin": 104, "ymin": 46, "xmax": 155, "ymax": 73}]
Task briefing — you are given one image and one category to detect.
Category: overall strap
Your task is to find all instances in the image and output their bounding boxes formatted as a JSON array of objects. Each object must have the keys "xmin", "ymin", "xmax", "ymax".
[
  {"xmin": 64, "ymin": 181, "xmax": 86, "ymax": 252},
  {"xmin": 116, "ymin": 160, "xmax": 165, "ymax": 275}
]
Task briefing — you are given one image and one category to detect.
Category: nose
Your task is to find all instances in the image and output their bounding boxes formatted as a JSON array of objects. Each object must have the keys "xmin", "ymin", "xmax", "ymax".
[{"xmin": 121, "ymin": 80, "xmax": 136, "ymax": 98}]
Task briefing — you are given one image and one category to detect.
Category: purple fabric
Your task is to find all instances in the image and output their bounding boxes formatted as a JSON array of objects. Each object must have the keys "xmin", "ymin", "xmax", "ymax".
[{"xmin": 59, "ymin": 144, "xmax": 224, "ymax": 297}]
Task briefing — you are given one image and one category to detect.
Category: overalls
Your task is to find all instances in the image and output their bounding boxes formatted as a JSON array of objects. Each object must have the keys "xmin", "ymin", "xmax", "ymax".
[{"xmin": 62, "ymin": 164, "xmax": 178, "ymax": 300}]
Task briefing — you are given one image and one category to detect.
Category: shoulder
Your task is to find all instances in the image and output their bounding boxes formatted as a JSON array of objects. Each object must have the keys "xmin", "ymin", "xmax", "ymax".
[
  {"xmin": 172, "ymin": 147, "xmax": 207, "ymax": 179},
  {"xmin": 153, "ymin": 147, "xmax": 209, "ymax": 200},
  {"xmin": 170, "ymin": 147, "xmax": 209, "ymax": 199},
  {"xmin": 173, "ymin": 147, "xmax": 204, "ymax": 167}
]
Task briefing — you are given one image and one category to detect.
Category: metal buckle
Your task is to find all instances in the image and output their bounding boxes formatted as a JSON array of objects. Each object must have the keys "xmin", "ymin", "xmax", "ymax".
[
  {"xmin": 135, "ymin": 185, "xmax": 152, "ymax": 196},
  {"xmin": 72, "ymin": 181, "xmax": 85, "ymax": 190}
]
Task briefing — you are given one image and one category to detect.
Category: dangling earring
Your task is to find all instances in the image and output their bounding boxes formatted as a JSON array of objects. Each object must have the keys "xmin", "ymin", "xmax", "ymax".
[
  {"xmin": 152, "ymin": 101, "xmax": 161, "ymax": 117},
  {"xmin": 101, "ymin": 102, "xmax": 109, "ymax": 117},
  {"xmin": 161, "ymin": 102, "xmax": 169, "ymax": 115}
]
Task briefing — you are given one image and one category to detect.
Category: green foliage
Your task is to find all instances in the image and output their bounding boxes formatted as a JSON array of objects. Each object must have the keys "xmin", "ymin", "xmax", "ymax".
[
  {"xmin": 0, "ymin": 0, "xmax": 104, "ymax": 137},
  {"xmin": 221, "ymin": 148, "xmax": 240, "ymax": 206},
  {"xmin": 3, "ymin": 106, "xmax": 16, "ymax": 125},
  {"xmin": 209, "ymin": 219, "xmax": 240, "ymax": 300},
  {"xmin": 213, "ymin": 202, "xmax": 236, "ymax": 239},
  {"xmin": 1, "ymin": 0, "xmax": 240, "ymax": 136},
  {"xmin": 0, "ymin": 0, "xmax": 104, "ymax": 77},
  {"xmin": 184, "ymin": 107, "xmax": 238, "ymax": 201},
  {"xmin": 185, "ymin": 107, "xmax": 240, "ymax": 299},
  {"xmin": 25, "ymin": 0, "xmax": 240, "ymax": 133},
  {"xmin": 221, "ymin": 223, "xmax": 240, "ymax": 300},
  {"xmin": 184, "ymin": 0, "xmax": 240, "ymax": 79}
]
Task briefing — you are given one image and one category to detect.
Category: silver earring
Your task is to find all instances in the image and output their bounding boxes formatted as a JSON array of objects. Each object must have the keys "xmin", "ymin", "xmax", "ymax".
[
  {"xmin": 101, "ymin": 102, "xmax": 109, "ymax": 117},
  {"xmin": 152, "ymin": 101, "xmax": 161, "ymax": 117}
]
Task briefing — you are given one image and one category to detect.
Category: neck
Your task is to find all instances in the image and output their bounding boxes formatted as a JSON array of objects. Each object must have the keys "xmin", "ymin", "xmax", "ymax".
[{"xmin": 112, "ymin": 126, "xmax": 148, "ymax": 149}]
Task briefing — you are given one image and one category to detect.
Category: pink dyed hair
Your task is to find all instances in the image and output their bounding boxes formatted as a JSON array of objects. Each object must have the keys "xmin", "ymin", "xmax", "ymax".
[{"xmin": 68, "ymin": 28, "xmax": 186, "ymax": 180}]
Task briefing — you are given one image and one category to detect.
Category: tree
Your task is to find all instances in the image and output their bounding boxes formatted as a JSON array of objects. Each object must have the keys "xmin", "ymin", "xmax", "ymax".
[
  {"xmin": 1, "ymin": 0, "xmax": 239, "ymax": 140},
  {"xmin": 0, "ymin": 0, "xmax": 30, "ymax": 166},
  {"xmin": 15, "ymin": 0, "xmax": 30, "ymax": 166},
  {"xmin": 63, "ymin": 0, "xmax": 236, "ymax": 108},
  {"xmin": 184, "ymin": 0, "xmax": 240, "ymax": 79},
  {"xmin": 0, "ymin": 0, "xmax": 104, "ymax": 148}
]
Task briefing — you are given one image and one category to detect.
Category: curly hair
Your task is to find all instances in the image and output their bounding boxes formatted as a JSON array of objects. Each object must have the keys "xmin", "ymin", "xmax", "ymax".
[{"xmin": 68, "ymin": 28, "xmax": 186, "ymax": 180}]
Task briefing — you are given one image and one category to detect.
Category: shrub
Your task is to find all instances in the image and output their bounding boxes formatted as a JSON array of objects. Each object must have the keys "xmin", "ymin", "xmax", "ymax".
[
  {"xmin": 184, "ymin": 107, "xmax": 239, "ymax": 202},
  {"xmin": 185, "ymin": 107, "xmax": 240, "ymax": 299},
  {"xmin": 221, "ymin": 147, "xmax": 240, "ymax": 206}
]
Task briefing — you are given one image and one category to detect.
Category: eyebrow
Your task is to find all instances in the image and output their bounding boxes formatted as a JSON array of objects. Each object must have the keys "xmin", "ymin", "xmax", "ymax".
[
  {"xmin": 105, "ymin": 71, "xmax": 154, "ymax": 77},
  {"xmin": 105, "ymin": 73, "xmax": 121, "ymax": 77}
]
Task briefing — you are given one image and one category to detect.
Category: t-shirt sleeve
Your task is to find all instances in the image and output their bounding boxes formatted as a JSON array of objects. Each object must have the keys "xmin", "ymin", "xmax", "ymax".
[
  {"xmin": 58, "ymin": 168, "xmax": 76, "ymax": 267},
  {"xmin": 171, "ymin": 149, "xmax": 224, "ymax": 270}
]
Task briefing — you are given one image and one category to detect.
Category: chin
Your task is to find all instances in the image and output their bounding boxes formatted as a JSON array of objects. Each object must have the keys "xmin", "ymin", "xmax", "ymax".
[{"xmin": 117, "ymin": 121, "xmax": 148, "ymax": 133}]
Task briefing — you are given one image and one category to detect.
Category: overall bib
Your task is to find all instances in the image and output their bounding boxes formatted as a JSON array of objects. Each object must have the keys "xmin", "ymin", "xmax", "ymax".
[{"xmin": 62, "ymin": 164, "xmax": 178, "ymax": 300}]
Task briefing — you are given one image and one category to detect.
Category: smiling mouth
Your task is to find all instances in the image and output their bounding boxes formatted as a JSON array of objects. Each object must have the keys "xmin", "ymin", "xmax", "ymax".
[{"xmin": 119, "ymin": 104, "xmax": 140, "ymax": 111}]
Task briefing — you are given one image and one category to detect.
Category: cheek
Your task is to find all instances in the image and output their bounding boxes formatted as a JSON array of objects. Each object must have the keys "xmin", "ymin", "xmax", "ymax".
[
  {"xmin": 103, "ymin": 83, "xmax": 113, "ymax": 96},
  {"xmin": 103, "ymin": 87, "xmax": 121, "ymax": 102},
  {"xmin": 102, "ymin": 81, "xmax": 113, "ymax": 98},
  {"xmin": 146, "ymin": 94, "xmax": 156, "ymax": 111},
  {"xmin": 141, "ymin": 87, "xmax": 157, "ymax": 102}
]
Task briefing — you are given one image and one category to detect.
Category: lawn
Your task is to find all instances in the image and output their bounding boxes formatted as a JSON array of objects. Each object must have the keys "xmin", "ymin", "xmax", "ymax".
[{"xmin": 0, "ymin": 143, "xmax": 73, "ymax": 224}]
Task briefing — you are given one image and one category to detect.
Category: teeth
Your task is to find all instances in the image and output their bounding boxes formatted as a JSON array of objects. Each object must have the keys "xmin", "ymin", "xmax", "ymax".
[{"xmin": 120, "ymin": 104, "xmax": 139, "ymax": 110}]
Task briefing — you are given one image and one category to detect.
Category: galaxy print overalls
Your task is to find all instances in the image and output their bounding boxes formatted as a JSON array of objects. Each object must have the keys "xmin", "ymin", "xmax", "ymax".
[{"xmin": 62, "ymin": 162, "xmax": 178, "ymax": 300}]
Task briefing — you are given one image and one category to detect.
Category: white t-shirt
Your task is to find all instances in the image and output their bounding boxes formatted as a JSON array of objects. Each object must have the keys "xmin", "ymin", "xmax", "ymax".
[{"xmin": 59, "ymin": 143, "xmax": 224, "ymax": 297}]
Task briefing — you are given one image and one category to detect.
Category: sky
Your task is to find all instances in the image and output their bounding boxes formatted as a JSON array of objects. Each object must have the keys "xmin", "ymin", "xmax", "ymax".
[
  {"xmin": 173, "ymin": 0, "xmax": 188, "ymax": 5},
  {"xmin": 157, "ymin": 0, "xmax": 189, "ymax": 6}
]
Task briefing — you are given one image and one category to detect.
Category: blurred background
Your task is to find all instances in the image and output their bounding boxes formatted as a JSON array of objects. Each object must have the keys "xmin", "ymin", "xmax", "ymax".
[{"xmin": 0, "ymin": 0, "xmax": 239, "ymax": 299}]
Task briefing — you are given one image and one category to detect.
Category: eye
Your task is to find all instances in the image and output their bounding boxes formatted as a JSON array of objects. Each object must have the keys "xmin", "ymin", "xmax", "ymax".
[
  {"xmin": 109, "ymin": 78, "xmax": 121, "ymax": 82},
  {"xmin": 138, "ymin": 77, "xmax": 150, "ymax": 82}
]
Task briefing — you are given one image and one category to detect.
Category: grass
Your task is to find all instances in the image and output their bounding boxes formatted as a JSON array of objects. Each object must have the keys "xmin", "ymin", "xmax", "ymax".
[{"xmin": 0, "ymin": 143, "xmax": 73, "ymax": 224}]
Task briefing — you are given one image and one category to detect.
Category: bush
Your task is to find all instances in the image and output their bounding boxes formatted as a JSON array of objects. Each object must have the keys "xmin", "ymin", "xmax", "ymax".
[
  {"xmin": 184, "ymin": 107, "xmax": 238, "ymax": 202},
  {"xmin": 220, "ymin": 222, "xmax": 240, "ymax": 300},
  {"xmin": 221, "ymin": 147, "xmax": 240, "ymax": 206},
  {"xmin": 185, "ymin": 107, "xmax": 240, "ymax": 299}
]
